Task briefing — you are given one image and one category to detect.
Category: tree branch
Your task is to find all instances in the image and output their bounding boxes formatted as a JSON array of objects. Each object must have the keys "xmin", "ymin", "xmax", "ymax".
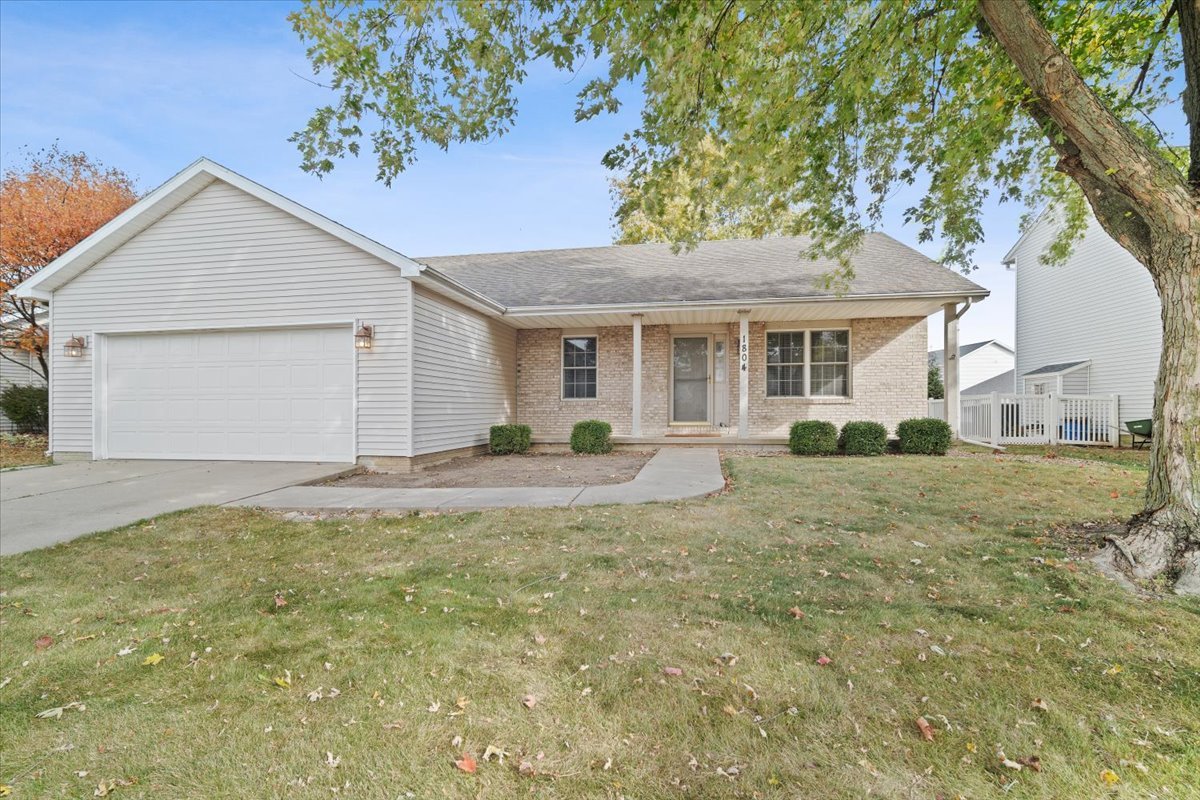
[
  {"xmin": 978, "ymin": 0, "xmax": 1195, "ymax": 235},
  {"xmin": 1178, "ymin": 0, "xmax": 1200, "ymax": 188},
  {"xmin": 1125, "ymin": 0, "xmax": 1179, "ymax": 103}
]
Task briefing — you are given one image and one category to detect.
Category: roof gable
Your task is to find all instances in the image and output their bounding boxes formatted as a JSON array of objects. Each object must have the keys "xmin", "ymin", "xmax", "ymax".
[{"xmin": 15, "ymin": 158, "xmax": 423, "ymax": 299}]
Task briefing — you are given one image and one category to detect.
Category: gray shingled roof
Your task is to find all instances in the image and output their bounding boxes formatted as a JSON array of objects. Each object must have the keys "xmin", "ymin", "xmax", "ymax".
[
  {"xmin": 963, "ymin": 369, "xmax": 1016, "ymax": 396},
  {"xmin": 1023, "ymin": 360, "xmax": 1088, "ymax": 377},
  {"xmin": 418, "ymin": 234, "xmax": 985, "ymax": 308}
]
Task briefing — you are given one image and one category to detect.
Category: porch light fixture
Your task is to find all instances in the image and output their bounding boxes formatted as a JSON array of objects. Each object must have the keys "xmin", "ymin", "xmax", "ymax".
[
  {"xmin": 63, "ymin": 335, "xmax": 86, "ymax": 358},
  {"xmin": 354, "ymin": 324, "xmax": 374, "ymax": 350}
]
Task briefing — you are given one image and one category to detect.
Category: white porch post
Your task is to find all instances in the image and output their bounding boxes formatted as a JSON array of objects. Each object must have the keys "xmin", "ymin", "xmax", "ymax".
[
  {"xmin": 943, "ymin": 303, "xmax": 960, "ymax": 437},
  {"xmin": 738, "ymin": 310, "xmax": 750, "ymax": 437},
  {"xmin": 631, "ymin": 314, "xmax": 643, "ymax": 437}
]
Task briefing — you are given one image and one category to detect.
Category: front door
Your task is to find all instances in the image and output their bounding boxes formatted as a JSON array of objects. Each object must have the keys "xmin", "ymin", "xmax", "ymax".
[{"xmin": 671, "ymin": 335, "xmax": 711, "ymax": 424}]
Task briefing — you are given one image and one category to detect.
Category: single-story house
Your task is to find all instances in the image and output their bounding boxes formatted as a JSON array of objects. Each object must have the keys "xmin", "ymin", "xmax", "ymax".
[
  {"xmin": 15, "ymin": 159, "xmax": 988, "ymax": 468},
  {"xmin": 962, "ymin": 369, "xmax": 1016, "ymax": 396}
]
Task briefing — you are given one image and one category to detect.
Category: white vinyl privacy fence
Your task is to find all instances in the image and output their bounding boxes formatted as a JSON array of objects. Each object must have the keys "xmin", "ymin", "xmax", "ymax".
[{"xmin": 960, "ymin": 393, "xmax": 1119, "ymax": 447}]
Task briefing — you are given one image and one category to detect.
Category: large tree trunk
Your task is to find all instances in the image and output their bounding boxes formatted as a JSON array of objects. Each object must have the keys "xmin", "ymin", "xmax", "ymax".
[{"xmin": 1106, "ymin": 232, "xmax": 1200, "ymax": 594}]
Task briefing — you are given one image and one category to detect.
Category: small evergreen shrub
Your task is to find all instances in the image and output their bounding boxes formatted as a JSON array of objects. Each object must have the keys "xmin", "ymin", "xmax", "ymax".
[
  {"xmin": 570, "ymin": 420, "xmax": 613, "ymax": 454},
  {"xmin": 0, "ymin": 384, "xmax": 48, "ymax": 434},
  {"xmin": 788, "ymin": 420, "xmax": 838, "ymax": 455},
  {"xmin": 489, "ymin": 424, "xmax": 532, "ymax": 455},
  {"xmin": 839, "ymin": 420, "xmax": 887, "ymax": 456},
  {"xmin": 897, "ymin": 417, "xmax": 952, "ymax": 455}
]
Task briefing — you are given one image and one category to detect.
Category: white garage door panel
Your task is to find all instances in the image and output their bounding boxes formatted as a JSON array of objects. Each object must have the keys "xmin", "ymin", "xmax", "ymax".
[{"xmin": 104, "ymin": 327, "xmax": 353, "ymax": 462}]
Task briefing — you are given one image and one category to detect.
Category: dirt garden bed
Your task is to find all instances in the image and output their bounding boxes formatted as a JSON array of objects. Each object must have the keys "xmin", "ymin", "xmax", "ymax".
[{"xmin": 327, "ymin": 451, "xmax": 654, "ymax": 488}]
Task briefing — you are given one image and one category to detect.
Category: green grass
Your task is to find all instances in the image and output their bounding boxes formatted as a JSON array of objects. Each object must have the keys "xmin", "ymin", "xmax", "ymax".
[
  {"xmin": 957, "ymin": 442, "xmax": 1152, "ymax": 470},
  {"xmin": 2, "ymin": 454, "xmax": 1197, "ymax": 799}
]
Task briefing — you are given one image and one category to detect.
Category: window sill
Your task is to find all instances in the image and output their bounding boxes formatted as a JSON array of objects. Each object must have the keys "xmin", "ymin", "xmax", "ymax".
[{"xmin": 764, "ymin": 396, "xmax": 853, "ymax": 404}]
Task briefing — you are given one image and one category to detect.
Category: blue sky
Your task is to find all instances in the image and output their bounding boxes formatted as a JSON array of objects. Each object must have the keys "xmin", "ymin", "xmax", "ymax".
[{"xmin": 0, "ymin": 1, "xmax": 1184, "ymax": 349}]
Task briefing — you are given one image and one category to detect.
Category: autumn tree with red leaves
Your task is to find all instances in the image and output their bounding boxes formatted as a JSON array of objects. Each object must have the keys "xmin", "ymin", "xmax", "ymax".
[{"xmin": 0, "ymin": 145, "xmax": 138, "ymax": 380}]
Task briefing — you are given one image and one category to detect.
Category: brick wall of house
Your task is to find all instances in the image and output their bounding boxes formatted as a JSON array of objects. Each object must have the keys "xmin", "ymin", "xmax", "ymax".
[{"xmin": 516, "ymin": 316, "xmax": 926, "ymax": 439}]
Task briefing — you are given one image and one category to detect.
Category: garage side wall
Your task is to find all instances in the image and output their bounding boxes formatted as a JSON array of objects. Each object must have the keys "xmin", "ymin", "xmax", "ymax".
[
  {"xmin": 49, "ymin": 179, "xmax": 410, "ymax": 459},
  {"xmin": 410, "ymin": 285, "xmax": 517, "ymax": 456}
]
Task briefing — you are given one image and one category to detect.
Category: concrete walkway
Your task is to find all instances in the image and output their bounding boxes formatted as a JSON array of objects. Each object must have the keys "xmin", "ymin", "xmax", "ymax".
[
  {"xmin": 229, "ymin": 447, "xmax": 725, "ymax": 513},
  {"xmin": 1, "ymin": 460, "xmax": 354, "ymax": 555}
]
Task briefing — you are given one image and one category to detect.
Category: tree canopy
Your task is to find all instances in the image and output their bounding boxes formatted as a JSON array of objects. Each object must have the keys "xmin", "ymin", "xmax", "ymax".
[{"xmin": 0, "ymin": 145, "xmax": 138, "ymax": 379}]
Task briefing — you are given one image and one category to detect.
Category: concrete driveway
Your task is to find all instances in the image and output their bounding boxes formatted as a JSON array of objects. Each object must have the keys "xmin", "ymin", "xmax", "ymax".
[{"xmin": 0, "ymin": 460, "xmax": 353, "ymax": 555}]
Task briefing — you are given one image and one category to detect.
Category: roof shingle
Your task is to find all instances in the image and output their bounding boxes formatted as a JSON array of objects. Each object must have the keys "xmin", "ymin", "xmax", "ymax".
[{"xmin": 418, "ymin": 233, "xmax": 986, "ymax": 308}]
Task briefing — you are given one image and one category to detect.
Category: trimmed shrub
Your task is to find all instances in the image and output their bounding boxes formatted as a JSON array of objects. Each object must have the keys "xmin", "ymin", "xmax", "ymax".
[
  {"xmin": 570, "ymin": 420, "xmax": 613, "ymax": 454},
  {"xmin": 489, "ymin": 424, "xmax": 532, "ymax": 455},
  {"xmin": 897, "ymin": 417, "xmax": 953, "ymax": 455},
  {"xmin": 789, "ymin": 420, "xmax": 838, "ymax": 456},
  {"xmin": 0, "ymin": 384, "xmax": 48, "ymax": 434},
  {"xmin": 839, "ymin": 420, "xmax": 887, "ymax": 456}
]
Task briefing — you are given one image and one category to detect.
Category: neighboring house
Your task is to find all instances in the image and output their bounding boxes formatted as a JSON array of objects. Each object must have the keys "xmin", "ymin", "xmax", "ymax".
[
  {"xmin": 0, "ymin": 347, "xmax": 46, "ymax": 433},
  {"xmin": 928, "ymin": 340, "xmax": 1014, "ymax": 395},
  {"xmin": 1004, "ymin": 209, "xmax": 1160, "ymax": 424},
  {"xmin": 961, "ymin": 369, "xmax": 1015, "ymax": 397},
  {"xmin": 15, "ymin": 158, "xmax": 987, "ymax": 467}
]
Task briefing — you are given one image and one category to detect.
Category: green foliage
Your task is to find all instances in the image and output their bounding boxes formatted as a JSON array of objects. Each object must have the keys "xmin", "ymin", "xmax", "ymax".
[
  {"xmin": 290, "ymin": 0, "xmax": 1186, "ymax": 272},
  {"xmin": 0, "ymin": 384, "xmax": 48, "ymax": 434},
  {"xmin": 897, "ymin": 417, "xmax": 953, "ymax": 455},
  {"xmin": 839, "ymin": 421, "xmax": 887, "ymax": 457},
  {"xmin": 788, "ymin": 420, "xmax": 838, "ymax": 456},
  {"xmin": 570, "ymin": 420, "xmax": 613, "ymax": 454},
  {"xmin": 928, "ymin": 364, "xmax": 945, "ymax": 400},
  {"xmin": 489, "ymin": 424, "xmax": 531, "ymax": 455}
]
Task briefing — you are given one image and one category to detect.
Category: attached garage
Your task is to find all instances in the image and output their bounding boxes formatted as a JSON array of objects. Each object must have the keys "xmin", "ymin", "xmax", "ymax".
[{"xmin": 99, "ymin": 326, "xmax": 355, "ymax": 462}]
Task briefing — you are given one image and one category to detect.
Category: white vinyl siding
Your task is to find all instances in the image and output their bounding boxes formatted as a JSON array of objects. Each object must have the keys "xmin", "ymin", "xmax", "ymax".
[
  {"xmin": 410, "ymin": 285, "xmax": 516, "ymax": 455},
  {"xmin": 958, "ymin": 343, "xmax": 1013, "ymax": 391},
  {"xmin": 48, "ymin": 180, "xmax": 410, "ymax": 457},
  {"xmin": 1012, "ymin": 212, "xmax": 1160, "ymax": 424}
]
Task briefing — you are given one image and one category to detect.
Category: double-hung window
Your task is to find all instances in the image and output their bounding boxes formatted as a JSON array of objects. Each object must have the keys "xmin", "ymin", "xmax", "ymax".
[
  {"xmin": 765, "ymin": 329, "xmax": 850, "ymax": 398},
  {"xmin": 562, "ymin": 335, "xmax": 597, "ymax": 399}
]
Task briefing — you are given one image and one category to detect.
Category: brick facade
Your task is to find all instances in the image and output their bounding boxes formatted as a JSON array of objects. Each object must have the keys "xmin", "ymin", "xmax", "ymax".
[{"xmin": 516, "ymin": 316, "xmax": 926, "ymax": 439}]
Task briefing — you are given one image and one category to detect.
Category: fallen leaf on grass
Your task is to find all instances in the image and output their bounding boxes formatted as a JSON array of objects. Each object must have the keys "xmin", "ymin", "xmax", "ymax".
[
  {"xmin": 816, "ymin": 655, "xmax": 832, "ymax": 666},
  {"xmin": 273, "ymin": 593, "xmax": 288, "ymax": 609},
  {"xmin": 454, "ymin": 753, "xmax": 477, "ymax": 774},
  {"xmin": 1001, "ymin": 758, "xmax": 1024, "ymax": 771},
  {"xmin": 1019, "ymin": 755, "xmax": 1042, "ymax": 772},
  {"xmin": 35, "ymin": 635, "xmax": 53, "ymax": 651},
  {"xmin": 1031, "ymin": 698, "xmax": 1049, "ymax": 712},
  {"xmin": 788, "ymin": 607, "xmax": 805, "ymax": 619},
  {"xmin": 483, "ymin": 745, "xmax": 507, "ymax": 763},
  {"xmin": 141, "ymin": 653, "xmax": 164, "ymax": 666},
  {"xmin": 1104, "ymin": 664, "xmax": 1123, "ymax": 675},
  {"xmin": 915, "ymin": 717, "xmax": 935, "ymax": 742},
  {"xmin": 663, "ymin": 666, "xmax": 683, "ymax": 677},
  {"xmin": 521, "ymin": 694, "xmax": 537, "ymax": 709},
  {"xmin": 1100, "ymin": 769, "xmax": 1120, "ymax": 785}
]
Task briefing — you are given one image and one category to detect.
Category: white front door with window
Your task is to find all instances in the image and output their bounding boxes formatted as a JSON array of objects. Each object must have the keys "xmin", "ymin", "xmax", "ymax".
[{"xmin": 100, "ymin": 326, "xmax": 354, "ymax": 462}]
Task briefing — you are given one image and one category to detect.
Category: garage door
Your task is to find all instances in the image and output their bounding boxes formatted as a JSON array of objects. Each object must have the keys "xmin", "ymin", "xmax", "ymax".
[{"xmin": 103, "ymin": 326, "xmax": 354, "ymax": 462}]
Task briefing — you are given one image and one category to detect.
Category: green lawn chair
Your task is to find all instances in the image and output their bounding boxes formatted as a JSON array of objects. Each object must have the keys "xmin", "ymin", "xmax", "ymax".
[{"xmin": 1125, "ymin": 419, "xmax": 1152, "ymax": 449}]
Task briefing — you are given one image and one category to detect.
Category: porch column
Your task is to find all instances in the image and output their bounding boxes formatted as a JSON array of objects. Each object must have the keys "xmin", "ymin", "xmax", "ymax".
[
  {"xmin": 943, "ymin": 302, "xmax": 960, "ymax": 436},
  {"xmin": 631, "ymin": 314, "xmax": 643, "ymax": 437},
  {"xmin": 738, "ymin": 310, "xmax": 750, "ymax": 436}
]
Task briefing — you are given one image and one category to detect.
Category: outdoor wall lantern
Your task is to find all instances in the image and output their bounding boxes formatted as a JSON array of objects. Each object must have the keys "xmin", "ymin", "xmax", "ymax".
[
  {"xmin": 354, "ymin": 324, "xmax": 374, "ymax": 351},
  {"xmin": 63, "ymin": 335, "xmax": 86, "ymax": 358}
]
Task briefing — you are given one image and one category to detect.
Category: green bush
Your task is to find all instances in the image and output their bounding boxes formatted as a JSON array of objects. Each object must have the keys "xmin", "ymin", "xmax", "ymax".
[
  {"xmin": 489, "ymin": 424, "xmax": 532, "ymax": 455},
  {"xmin": 839, "ymin": 420, "xmax": 887, "ymax": 456},
  {"xmin": 570, "ymin": 420, "xmax": 613, "ymax": 454},
  {"xmin": 897, "ymin": 417, "xmax": 952, "ymax": 455},
  {"xmin": 0, "ymin": 384, "xmax": 48, "ymax": 434},
  {"xmin": 789, "ymin": 420, "xmax": 838, "ymax": 455}
]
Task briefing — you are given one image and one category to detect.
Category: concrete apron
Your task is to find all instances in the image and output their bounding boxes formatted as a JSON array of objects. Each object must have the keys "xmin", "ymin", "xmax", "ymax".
[{"xmin": 229, "ymin": 448, "xmax": 725, "ymax": 513}]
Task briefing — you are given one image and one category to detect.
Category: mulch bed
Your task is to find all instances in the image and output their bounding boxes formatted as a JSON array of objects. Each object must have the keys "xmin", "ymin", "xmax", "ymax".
[{"xmin": 326, "ymin": 451, "xmax": 654, "ymax": 489}]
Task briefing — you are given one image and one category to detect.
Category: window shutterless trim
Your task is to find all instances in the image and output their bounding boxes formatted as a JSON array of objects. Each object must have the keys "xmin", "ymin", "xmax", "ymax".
[
  {"xmin": 763, "ymin": 326, "xmax": 852, "ymax": 399},
  {"xmin": 561, "ymin": 333, "xmax": 598, "ymax": 400}
]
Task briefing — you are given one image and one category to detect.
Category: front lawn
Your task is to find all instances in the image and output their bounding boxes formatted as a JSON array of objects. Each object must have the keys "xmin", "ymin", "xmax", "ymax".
[{"xmin": 1, "ymin": 455, "xmax": 1196, "ymax": 798}]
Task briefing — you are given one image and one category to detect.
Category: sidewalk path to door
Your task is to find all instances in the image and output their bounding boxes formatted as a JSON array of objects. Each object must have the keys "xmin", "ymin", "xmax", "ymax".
[{"xmin": 228, "ymin": 448, "xmax": 725, "ymax": 513}]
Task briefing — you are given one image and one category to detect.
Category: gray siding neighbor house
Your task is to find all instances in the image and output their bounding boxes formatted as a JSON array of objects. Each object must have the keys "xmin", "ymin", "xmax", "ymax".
[
  {"xmin": 1004, "ymin": 210, "xmax": 1160, "ymax": 424},
  {"xmin": 16, "ymin": 159, "xmax": 987, "ymax": 468}
]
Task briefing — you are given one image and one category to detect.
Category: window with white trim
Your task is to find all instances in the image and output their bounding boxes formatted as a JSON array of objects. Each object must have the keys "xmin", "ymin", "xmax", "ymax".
[
  {"xmin": 562, "ymin": 336, "xmax": 597, "ymax": 399},
  {"xmin": 765, "ymin": 329, "xmax": 850, "ymax": 398}
]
